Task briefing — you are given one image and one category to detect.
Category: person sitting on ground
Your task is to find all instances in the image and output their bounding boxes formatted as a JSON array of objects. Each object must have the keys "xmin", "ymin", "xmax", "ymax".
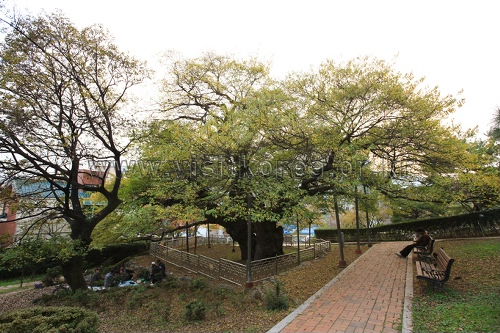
[
  {"xmin": 104, "ymin": 269, "xmax": 116, "ymax": 288},
  {"xmin": 395, "ymin": 228, "xmax": 431, "ymax": 258},
  {"xmin": 157, "ymin": 259, "xmax": 166, "ymax": 277},
  {"xmin": 90, "ymin": 268, "xmax": 103, "ymax": 287}
]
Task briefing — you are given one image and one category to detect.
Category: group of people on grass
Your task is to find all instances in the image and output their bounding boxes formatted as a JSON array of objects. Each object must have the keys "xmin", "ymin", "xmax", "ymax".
[{"xmin": 88, "ymin": 259, "xmax": 166, "ymax": 288}]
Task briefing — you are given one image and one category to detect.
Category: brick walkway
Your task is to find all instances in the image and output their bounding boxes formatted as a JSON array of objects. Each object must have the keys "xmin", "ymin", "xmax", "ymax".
[{"xmin": 268, "ymin": 242, "xmax": 411, "ymax": 333}]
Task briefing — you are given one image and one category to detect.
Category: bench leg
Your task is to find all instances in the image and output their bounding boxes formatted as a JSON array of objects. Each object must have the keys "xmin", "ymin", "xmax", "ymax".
[{"xmin": 422, "ymin": 281, "xmax": 448, "ymax": 295}]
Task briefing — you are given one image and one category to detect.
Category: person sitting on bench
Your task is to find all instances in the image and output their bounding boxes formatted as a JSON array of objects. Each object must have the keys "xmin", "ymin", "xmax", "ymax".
[{"xmin": 396, "ymin": 228, "xmax": 431, "ymax": 258}]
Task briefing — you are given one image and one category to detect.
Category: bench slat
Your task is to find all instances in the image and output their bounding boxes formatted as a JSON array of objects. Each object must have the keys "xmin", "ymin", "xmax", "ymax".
[{"xmin": 416, "ymin": 247, "xmax": 455, "ymax": 291}]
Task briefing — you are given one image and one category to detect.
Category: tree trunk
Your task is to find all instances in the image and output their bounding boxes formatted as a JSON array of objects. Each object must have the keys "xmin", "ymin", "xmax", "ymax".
[
  {"xmin": 223, "ymin": 219, "xmax": 285, "ymax": 261},
  {"xmin": 61, "ymin": 255, "xmax": 87, "ymax": 291},
  {"xmin": 224, "ymin": 219, "xmax": 254, "ymax": 261},
  {"xmin": 253, "ymin": 221, "xmax": 284, "ymax": 260}
]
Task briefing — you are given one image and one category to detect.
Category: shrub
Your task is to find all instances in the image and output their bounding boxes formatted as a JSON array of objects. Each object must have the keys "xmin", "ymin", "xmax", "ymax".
[
  {"xmin": 127, "ymin": 284, "xmax": 149, "ymax": 309},
  {"xmin": 0, "ymin": 306, "xmax": 99, "ymax": 333},
  {"xmin": 189, "ymin": 277, "xmax": 207, "ymax": 290},
  {"xmin": 41, "ymin": 266, "xmax": 63, "ymax": 287},
  {"xmin": 264, "ymin": 278, "xmax": 289, "ymax": 311},
  {"xmin": 66, "ymin": 289, "xmax": 99, "ymax": 308},
  {"xmin": 157, "ymin": 274, "xmax": 178, "ymax": 289},
  {"xmin": 184, "ymin": 299, "xmax": 206, "ymax": 321},
  {"xmin": 136, "ymin": 268, "xmax": 150, "ymax": 281},
  {"xmin": 150, "ymin": 302, "xmax": 172, "ymax": 323}
]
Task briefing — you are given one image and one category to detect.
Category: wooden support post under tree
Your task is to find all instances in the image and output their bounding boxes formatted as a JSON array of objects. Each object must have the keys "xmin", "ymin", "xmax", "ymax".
[
  {"xmin": 245, "ymin": 193, "xmax": 253, "ymax": 289},
  {"xmin": 334, "ymin": 196, "xmax": 347, "ymax": 268},
  {"xmin": 207, "ymin": 223, "xmax": 211, "ymax": 248},
  {"xmin": 185, "ymin": 222, "xmax": 189, "ymax": 253},
  {"xmin": 296, "ymin": 211, "xmax": 300, "ymax": 266},
  {"xmin": 355, "ymin": 185, "xmax": 362, "ymax": 254}
]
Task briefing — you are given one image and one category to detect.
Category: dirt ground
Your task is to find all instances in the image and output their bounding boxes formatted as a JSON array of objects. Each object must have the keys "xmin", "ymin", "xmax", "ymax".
[{"xmin": 0, "ymin": 244, "xmax": 363, "ymax": 333}]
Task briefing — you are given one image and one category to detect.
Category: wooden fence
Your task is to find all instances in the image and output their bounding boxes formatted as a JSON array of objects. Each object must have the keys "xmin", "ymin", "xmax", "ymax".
[{"xmin": 150, "ymin": 239, "xmax": 331, "ymax": 285}]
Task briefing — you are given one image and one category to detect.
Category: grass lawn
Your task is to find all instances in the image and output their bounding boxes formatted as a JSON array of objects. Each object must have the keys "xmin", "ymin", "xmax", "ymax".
[
  {"xmin": 0, "ymin": 275, "xmax": 41, "ymax": 287},
  {"xmin": 412, "ymin": 238, "xmax": 500, "ymax": 333}
]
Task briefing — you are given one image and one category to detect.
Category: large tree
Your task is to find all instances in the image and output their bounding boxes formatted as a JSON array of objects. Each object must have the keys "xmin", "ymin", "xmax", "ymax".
[
  {"xmin": 0, "ymin": 11, "xmax": 149, "ymax": 290},
  {"xmin": 121, "ymin": 53, "xmax": 297, "ymax": 260},
  {"xmin": 122, "ymin": 54, "xmax": 466, "ymax": 260},
  {"xmin": 445, "ymin": 134, "xmax": 500, "ymax": 211}
]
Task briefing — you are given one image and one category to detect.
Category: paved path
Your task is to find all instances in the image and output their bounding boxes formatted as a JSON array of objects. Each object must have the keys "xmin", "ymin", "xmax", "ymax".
[{"xmin": 268, "ymin": 242, "xmax": 412, "ymax": 333}]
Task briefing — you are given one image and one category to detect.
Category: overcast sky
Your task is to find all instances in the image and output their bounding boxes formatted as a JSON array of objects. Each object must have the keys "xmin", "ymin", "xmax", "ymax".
[{"xmin": 7, "ymin": 0, "xmax": 500, "ymax": 138}]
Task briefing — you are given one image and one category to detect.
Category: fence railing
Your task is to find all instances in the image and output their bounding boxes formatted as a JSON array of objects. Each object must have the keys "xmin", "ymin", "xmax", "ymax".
[
  {"xmin": 150, "ymin": 239, "xmax": 331, "ymax": 286},
  {"xmin": 161, "ymin": 235, "xmax": 232, "ymax": 250},
  {"xmin": 162, "ymin": 234, "xmax": 315, "ymax": 250}
]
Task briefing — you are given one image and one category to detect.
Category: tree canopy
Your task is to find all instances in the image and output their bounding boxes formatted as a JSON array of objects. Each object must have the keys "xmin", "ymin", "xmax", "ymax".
[{"xmin": 114, "ymin": 53, "xmax": 484, "ymax": 260}]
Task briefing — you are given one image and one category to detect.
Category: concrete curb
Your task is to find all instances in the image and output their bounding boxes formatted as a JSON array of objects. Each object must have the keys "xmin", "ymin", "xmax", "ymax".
[{"xmin": 402, "ymin": 254, "xmax": 413, "ymax": 333}]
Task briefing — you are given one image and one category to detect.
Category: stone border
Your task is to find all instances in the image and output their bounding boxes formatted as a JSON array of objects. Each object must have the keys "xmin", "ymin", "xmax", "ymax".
[{"xmin": 402, "ymin": 254, "xmax": 413, "ymax": 333}]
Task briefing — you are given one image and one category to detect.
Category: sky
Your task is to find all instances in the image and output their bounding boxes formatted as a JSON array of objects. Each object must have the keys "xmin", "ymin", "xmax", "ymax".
[{"xmin": 6, "ymin": 0, "xmax": 500, "ymax": 138}]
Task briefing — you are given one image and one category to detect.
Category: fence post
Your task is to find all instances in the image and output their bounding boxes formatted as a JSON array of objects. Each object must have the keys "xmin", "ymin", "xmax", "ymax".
[
  {"xmin": 275, "ymin": 255, "xmax": 278, "ymax": 276},
  {"xmin": 218, "ymin": 259, "xmax": 221, "ymax": 281},
  {"xmin": 313, "ymin": 243, "xmax": 316, "ymax": 259}
]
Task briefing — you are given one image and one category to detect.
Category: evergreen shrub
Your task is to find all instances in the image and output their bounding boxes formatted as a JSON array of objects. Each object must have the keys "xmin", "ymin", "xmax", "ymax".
[{"xmin": 0, "ymin": 306, "xmax": 99, "ymax": 333}]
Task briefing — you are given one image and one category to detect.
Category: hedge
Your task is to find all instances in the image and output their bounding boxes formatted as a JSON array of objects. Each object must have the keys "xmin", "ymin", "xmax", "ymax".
[
  {"xmin": 1, "ymin": 241, "xmax": 149, "ymax": 280},
  {"xmin": 315, "ymin": 207, "xmax": 500, "ymax": 242},
  {"xmin": 0, "ymin": 306, "xmax": 99, "ymax": 333}
]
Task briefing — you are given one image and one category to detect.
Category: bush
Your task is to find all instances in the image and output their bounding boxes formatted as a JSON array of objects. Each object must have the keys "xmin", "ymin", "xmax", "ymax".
[
  {"xmin": 184, "ymin": 299, "xmax": 206, "ymax": 321},
  {"xmin": 189, "ymin": 278, "xmax": 207, "ymax": 290},
  {"xmin": 41, "ymin": 266, "xmax": 63, "ymax": 287},
  {"xmin": 157, "ymin": 274, "xmax": 178, "ymax": 289},
  {"xmin": 127, "ymin": 292, "xmax": 146, "ymax": 310},
  {"xmin": 136, "ymin": 268, "xmax": 150, "ymax": 281},
  {"xmin": 264, "ymin": 278, "xmax": 289, "ymax": 311},
  {"xmin": 66, "ymin": 289, "xmax": 100, "ymax": 308},
  {"xmin": 0, "ymin": 306, "xmax": 99, "ymax": 333}
]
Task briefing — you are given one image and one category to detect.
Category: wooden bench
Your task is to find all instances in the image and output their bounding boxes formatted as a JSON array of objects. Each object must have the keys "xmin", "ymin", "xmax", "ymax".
[
  {"xmin": 414, "ymin": 237, "xmax": 435, "ymax": 261},
  {"xmin": 416, "ymin": 247, "xmax": 455, "ymax": 293}
]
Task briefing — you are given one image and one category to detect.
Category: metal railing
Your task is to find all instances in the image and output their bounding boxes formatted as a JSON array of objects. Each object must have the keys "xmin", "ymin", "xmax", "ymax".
[
  {"xmin": 150, "ymin": 239, "xmax": 331, "ymax": 285},
  {"xmin": 161, "ymin": 235, "xmax": 232, "ymax": 250}
]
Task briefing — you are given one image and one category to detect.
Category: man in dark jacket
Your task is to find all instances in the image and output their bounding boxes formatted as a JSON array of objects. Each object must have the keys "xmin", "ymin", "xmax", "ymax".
[
  {"xmin": 396, "ymin": 228, "xmax": 431, "ymax": 258},
  {"xmin": 150, "ymin": 262, "xmax": 161, "ymax": 284},
  {"xmin": 157, "ymin": 260, "xmax": 166, "ymax": 277}
]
